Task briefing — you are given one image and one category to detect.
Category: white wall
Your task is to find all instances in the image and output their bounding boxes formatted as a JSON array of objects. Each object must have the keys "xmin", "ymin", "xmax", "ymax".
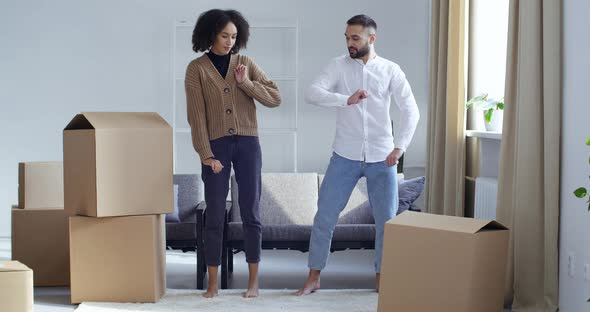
[
  {"xmin": 559, "ymin": 0, "xmax": 590, "ymax": 310},
  {"xmin": 0, "ymin": 0, "xmax": 430, "ymax": 237}
]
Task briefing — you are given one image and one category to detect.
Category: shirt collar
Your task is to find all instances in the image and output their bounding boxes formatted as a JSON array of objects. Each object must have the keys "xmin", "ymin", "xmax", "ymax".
[{"xmin": 349, "ymin": 54, "xmax": 380, "ymax": 66}]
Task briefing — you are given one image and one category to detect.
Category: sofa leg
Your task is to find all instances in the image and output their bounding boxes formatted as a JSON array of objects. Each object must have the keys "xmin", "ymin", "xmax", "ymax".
[
  {"xmin": 221, "ymin": 247, "xmax": 228, "ymax": 289},
  {"xmin": 197, "ymin": 247, "xmax": 205, "ymax": 290},
  {"xmin": 228, "ymin": 250, "xmax": 234, "ymax": 273}
]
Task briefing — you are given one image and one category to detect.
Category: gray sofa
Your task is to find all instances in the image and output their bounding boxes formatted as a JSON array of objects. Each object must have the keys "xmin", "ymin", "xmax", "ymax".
[{"xmin": 171, "ymin": 172, "xmax": 410, "ymax": 290}]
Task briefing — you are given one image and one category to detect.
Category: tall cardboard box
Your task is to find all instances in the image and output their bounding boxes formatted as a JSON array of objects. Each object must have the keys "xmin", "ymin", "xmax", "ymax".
[
  {"xmin": 0, "ymin": 261, "xmax": 33, "ymax": 312},
  {"xmin": 69, "ymin": 214, "xmax": 166, "ymax": 304},
  {"xmin": 11, "ymin": 208, "xmax": 70, "ymax": 286},
  {"xmin": 378, "ymin": 211, "xmax": 509, "ymax": 312},
  {"xmin": 18, "ymin": 161, "xmax": 63, "ymax": 209},
  {"xmin": 63, "ymin": 112, "xmax": 173, "ymax": 217}
]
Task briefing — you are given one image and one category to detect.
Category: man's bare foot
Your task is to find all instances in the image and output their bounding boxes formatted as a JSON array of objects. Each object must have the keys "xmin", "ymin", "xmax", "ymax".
[
  {"xmin": 295, "ymin": 270, "xmax": 321, "ymax": 296},
  {"xmin": 203, "ymin": 265, "xmax": 219, "ymax": 298},
  {"xmin": 244, "ymin": 263, "xmax": 260, "ymax": 298},
  {"xmin": 376, "ymin": 273, "xmax": 380, "ymax": 293}
]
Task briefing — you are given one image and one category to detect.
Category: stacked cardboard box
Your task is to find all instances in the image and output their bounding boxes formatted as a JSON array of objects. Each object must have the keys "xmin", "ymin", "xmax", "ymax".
[
  {"xmin": 12, "ymin": 161, "xmax": 70, "ymax": 287},
  {"xmin": 0, "ymin": 261, "xmax": 34, "ymax": 312},
  {"xmin": 63, "ymin": 112, "xmax": 173, "ymax": 304},
  {"xmin": 18, "ymin": 161, "xmax": 63, "ymax": 209},
  {"xmin": 378, "ymin": 211, "xmax": 509, "ymax": 312}
]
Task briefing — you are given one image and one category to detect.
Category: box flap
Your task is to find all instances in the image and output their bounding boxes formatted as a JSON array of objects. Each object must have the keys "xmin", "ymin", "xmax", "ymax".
[
  {"xmin": 64, "ymin": 114, "xmax": 94, "ymax": 130},
  {"xmin": 0, "ymin": 261, "xmax": 31, "ymax": 272},
  {"xmin": 478, "ymin": 220, "xmax": 508, "ymax": 231},
  {"xmin": 388, "ymin": 211, "xmax": 507, "ymax": 234},
  {"xmin": 66, "ymin": 112, "xmax": 170, "ymax": 130}
]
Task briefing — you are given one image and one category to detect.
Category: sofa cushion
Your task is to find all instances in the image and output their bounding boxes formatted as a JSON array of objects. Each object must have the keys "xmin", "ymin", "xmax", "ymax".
[
  {"xmin": 227, "ymin": 222, "xmax": 375, "ymax": 242},
  {"xmin": 397, "ymin": 176, "xmax": 426, "ymax": 215},
  {"xmin": 231, "ymin": 173, "xmax": 319, "ymax": 225},
  {"xmin": 165, "ymin": 222, "xmax": 197, "ymax": 241}
]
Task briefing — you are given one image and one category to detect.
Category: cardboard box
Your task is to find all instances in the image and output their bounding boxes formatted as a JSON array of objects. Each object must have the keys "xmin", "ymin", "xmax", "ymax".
[
  {"xmin": 0, "ymin": 261, "xmax": 33, "ymax": 312},
  {"xmin": 18, "ymin": 161, "xmax": 64, "ymax": 209},
  {"xmin": 69, "ymin": 214, "xmax": 166, "ymax": 303},
  {"xmin": 378, "ymin": 211, "xmax": 509, "ymax": 312},
  {"xmin": 63, "ymin": 112, "xmax": 173, "ymax": 217},
  {"xmin": 11, "ymin": 208, "xmax": 70, "ymax": 286}
]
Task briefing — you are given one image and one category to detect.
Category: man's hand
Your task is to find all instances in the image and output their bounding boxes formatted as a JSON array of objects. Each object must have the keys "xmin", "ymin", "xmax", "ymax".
[
  {"xmin": 347, "ymin": 89, "xmax": 368, "ymax": 105},
  {"xmin": 203, "ymin": 158, "xmax": 224, "ymax": 174},
  {"xmin": 386, "ymin": 148, "xmax": 404, "ymax": 167},
  {"xmin": 235, "ymin": 64, "xmax": 247, "ymax": 84}
]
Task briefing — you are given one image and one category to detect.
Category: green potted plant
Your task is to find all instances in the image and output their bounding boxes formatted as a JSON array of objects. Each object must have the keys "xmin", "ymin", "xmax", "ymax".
[
  {"xmin": 465, "ymin": 93, "xmax": 505, "ymax": 132},
  {"xmin": 572, "ymin": 136, "xmax": 590, "ymax": 303}
]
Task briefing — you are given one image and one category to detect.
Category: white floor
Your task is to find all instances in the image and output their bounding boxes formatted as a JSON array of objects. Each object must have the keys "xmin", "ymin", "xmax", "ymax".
[{"xmin": 0, "ymin": 238, "xmax": 377, "ymax": 312}]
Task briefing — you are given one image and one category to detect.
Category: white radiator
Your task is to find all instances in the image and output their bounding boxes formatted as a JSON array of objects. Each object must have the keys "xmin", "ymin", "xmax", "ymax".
[{"xmin": 474, "ymin": 177, "xmax": 498, "ymax": 220}]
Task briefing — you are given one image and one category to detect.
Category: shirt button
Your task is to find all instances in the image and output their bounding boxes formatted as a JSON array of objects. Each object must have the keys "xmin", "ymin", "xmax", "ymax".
[
  {"xmin": 228, "ymin": 128, "xmax": 235, "ymax": 134},
  {"xmin": 226, "ymin": 109, "xmax": 232, "ymax": 115},
  {"xmin": 224, "ymin": 88, "xmax": 230, "ymax": 93}
]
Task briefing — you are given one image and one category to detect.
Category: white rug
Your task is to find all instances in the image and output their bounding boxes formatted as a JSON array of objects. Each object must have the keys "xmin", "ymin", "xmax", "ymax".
[{"xmin": 75, "ymin": 289, "xmax": 378, "ymax": 312}]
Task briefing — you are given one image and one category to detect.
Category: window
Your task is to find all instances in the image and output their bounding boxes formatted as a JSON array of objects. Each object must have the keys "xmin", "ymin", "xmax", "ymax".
[{"xmin": 466, "ymin": 0, "xmax": 510, "ymax": 131}]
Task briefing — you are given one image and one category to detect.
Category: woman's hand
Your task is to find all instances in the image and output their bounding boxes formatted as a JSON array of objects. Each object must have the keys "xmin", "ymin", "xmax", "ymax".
[
  {"xmin": 203, "ymin": 158, "xmax": 224, "ymax": 174},
  {"xmin": 234, "ymin": 64, "xmax": 247, "ymax": 84}
]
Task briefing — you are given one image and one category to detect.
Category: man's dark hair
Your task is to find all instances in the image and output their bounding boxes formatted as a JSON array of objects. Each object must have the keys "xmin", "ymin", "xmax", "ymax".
[
  {"xmin": 346, "ymin": 14, "xmax": 377, "ymax": 31},
  {"xmin": 192, "ymin": 9, "xmax": 250, "ymax": 53}
]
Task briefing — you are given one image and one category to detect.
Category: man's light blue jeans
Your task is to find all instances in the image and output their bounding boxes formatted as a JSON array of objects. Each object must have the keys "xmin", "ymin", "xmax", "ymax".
[{"xmin": 308, "ymin": 152, "xmax": 398, "ymax": 273}]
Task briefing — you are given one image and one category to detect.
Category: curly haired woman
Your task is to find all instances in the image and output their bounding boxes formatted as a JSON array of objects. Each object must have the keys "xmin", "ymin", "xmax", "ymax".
[{"xmin": 185, "ymin": 9, "xmax": 281, "ymax": 298}]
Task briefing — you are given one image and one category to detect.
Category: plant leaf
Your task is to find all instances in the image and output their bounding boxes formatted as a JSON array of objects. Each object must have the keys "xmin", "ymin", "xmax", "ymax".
[
  {"xmin": 484, "ymin": 108, "xmax": 494, "ymax": 123},
  {"xmin": 586, "ymin": 137, "xmax": 590, "ymax": 146},
  {"xmin": 497, "ymin": 102, "xmax": 505, "ymax": 110},
  {"xmin": 466, "ymin": 93, "xmax": 488, "ymax": 109},
  {"xmin": 574, "ymin": 187, "xmax": 588, "ymax": 198}
]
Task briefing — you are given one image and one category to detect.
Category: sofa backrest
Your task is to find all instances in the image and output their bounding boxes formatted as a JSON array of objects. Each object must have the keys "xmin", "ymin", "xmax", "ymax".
[
  {"xmin": 318, "ymin": 173, "xmax": 405, "ymax": 224},
  {"xmin": 230, "ymin": 172, "xmax": 405, "ymax": 225},
  {"xmin": 231, "ymin": 173, "xmax": 319, "ymax": 225}
]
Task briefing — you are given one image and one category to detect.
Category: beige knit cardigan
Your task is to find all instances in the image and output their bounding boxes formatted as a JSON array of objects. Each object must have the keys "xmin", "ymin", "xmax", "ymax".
[{"xmin": 185, "ymin": 53, "xmax": 281, "ymax": 161}]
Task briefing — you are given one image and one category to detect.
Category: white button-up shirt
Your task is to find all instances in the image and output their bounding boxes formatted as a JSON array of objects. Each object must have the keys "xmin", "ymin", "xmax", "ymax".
[{"xmin": 305, "ymin": 54, "xmax": 420, "ymax": 163}]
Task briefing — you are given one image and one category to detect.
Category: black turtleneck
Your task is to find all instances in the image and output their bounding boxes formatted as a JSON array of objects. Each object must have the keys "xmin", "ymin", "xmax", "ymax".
[{"xmin": 206, "ymin": 51, "xmax": 231, "ymax": 79}]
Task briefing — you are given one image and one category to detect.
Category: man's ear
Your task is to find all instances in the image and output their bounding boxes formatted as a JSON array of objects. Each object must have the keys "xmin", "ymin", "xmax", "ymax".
[
  {"xmin": 369, "ymin": 33, "xmax": 376, "ymax": 44},
  {"xmin": 369, "ymin": 33, "xmax": 377, "ymax": 44}
]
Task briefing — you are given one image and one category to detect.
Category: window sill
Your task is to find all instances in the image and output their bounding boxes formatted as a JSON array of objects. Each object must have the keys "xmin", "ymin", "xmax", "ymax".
[{"xmin": 465, "ymin": 130, "xmax": 502, "ymax": 140}]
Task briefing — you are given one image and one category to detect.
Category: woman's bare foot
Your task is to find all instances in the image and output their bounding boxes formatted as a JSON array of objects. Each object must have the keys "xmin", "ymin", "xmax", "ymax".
[
  {"xmin": 295, "ymin": 270, "xmax": 321, "ymax": 296},
  {"xmin": 244, "ymin": 263, "xmax": 260, "ymax": 298},
  {"xmin": 244, "ymin": 287, "xmax": 259, "ymax": 298},
  {"xmin": 203, "ymin": 265, "xmax": 219, "ymax": 298},
  {"xmin": 203, "ymin": 287, "xmax": 218, "ymax": 298}
]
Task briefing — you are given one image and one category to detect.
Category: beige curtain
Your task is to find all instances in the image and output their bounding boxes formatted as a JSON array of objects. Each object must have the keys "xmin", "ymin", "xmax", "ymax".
[
  {"xmin": 426, "ymin": 0, "xmax": 466, "ymax": 216},
  {"xmin": 496, "ymin": 0, "xmax": 561, "ymax": 310}
]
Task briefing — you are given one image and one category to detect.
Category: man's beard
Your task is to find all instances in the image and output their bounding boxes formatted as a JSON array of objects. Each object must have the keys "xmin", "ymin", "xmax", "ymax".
[{"xmin": 348, "ymin": 43, "xmax": 370, "ymax": 59}]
